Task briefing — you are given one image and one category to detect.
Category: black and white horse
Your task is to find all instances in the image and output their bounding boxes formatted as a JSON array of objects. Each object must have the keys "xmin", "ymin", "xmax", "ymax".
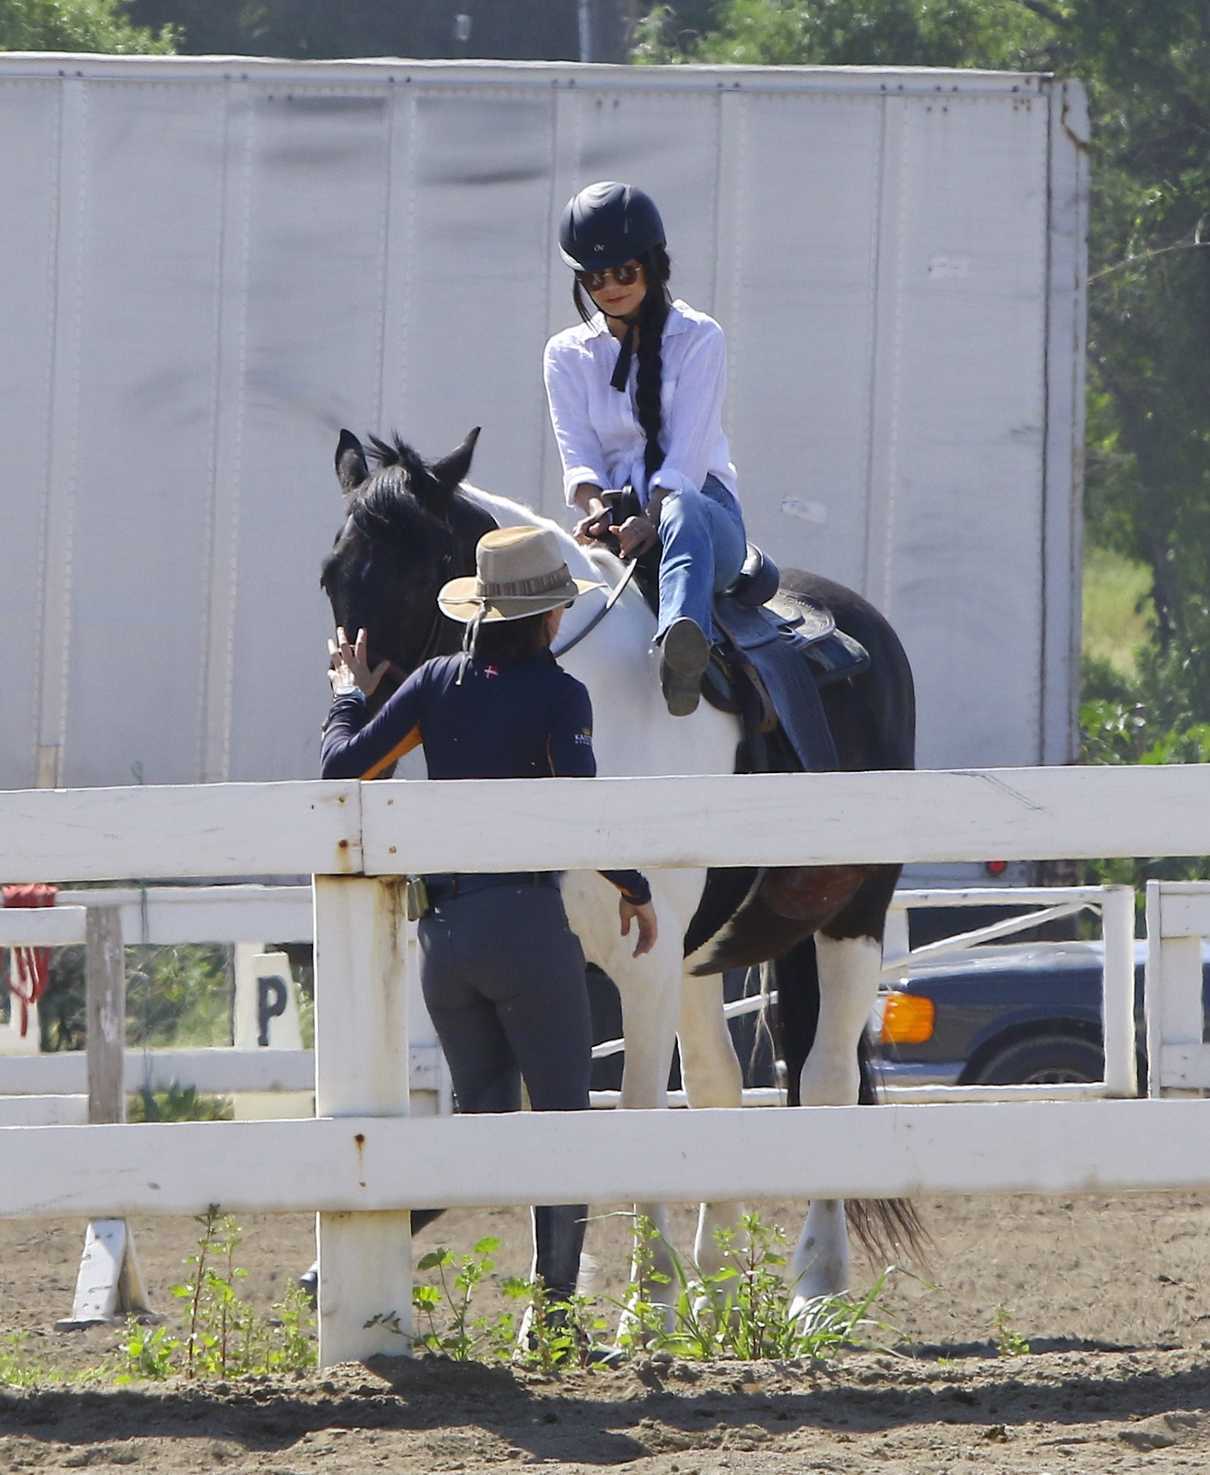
[{"xmin": 321, "ymin": 428, "xmax": 922, "ymax": 1319}]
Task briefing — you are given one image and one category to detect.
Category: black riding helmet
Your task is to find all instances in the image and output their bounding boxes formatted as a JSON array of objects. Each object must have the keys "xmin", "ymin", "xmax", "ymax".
[{"xmin": 558, "ymin": 181, "xmax": 666, "ymax": 272}]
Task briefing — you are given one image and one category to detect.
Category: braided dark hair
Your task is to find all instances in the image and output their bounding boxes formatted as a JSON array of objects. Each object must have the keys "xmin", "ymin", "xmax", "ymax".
[{"xmin": 573, "ymin": 245, "xmax": 673, "ymax": 486}]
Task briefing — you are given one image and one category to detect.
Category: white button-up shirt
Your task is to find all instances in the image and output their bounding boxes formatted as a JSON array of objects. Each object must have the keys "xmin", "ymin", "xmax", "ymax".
[{"xmin": 543, "ymin": 299, "xmax": 739, "ymax": 508}]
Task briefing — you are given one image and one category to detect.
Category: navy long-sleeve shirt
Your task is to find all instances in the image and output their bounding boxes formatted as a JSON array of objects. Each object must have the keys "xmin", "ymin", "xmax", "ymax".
[{"xmin": 322, "ymin": 650, "xmax": 651, "ymax": 905}]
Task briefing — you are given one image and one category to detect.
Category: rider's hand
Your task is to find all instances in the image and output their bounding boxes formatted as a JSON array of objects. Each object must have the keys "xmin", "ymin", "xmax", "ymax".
[
  {"xmin": 327, "ymin": 626, "xmax": 390, "ymax": 698},
  {"xmin": 619, "ymin": 897, "xmax": 658, "ymax": 958},
  {"xmin": 573, "ymin": 496, "xmax": 611, "ymax": 545},
  {"xmin": 610, "ymin": 514, "xmax": 659, "ymax": 561}
]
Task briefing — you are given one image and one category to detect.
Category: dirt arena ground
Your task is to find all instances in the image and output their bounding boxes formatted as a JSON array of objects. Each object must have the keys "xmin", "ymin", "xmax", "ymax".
[{"xmin": 3, "ymin": 1191, "xmax": 1210, "ymax": 1473}]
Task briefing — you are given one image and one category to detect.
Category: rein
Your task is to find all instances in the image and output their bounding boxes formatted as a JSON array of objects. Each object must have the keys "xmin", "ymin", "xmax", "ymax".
[
  {"xmin": 552, "ymin": 554, "xmax": 640, "ymax": 659},
  {"xmin": 371, "ymin": 532, "xmax": 637, "ymax": 687},
  {"xmin": 380, "ymin": 598, "xmax": 446, "ymax": 689}
]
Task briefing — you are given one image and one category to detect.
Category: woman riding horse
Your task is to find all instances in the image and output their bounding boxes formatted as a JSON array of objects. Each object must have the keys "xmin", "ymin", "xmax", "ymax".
[
  {"xmin": 545, "ymin": 181, "xmax": 747, "ymax": 717},
  {"xmin": 321, "ymin": 431, "xmax": 922, "ymax": 1331}
]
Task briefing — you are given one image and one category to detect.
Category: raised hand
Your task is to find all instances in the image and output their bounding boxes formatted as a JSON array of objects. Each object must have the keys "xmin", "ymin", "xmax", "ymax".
[{"xmin": 327, "ymin": 626, "xmax": 390, "ymax": 698}]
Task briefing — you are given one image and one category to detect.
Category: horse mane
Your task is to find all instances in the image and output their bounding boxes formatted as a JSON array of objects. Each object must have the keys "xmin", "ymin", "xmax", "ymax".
[
  {"xmin": 366, "ymin": 432, "xmax": 429, "ymax": 480},
  {"xmin": 343, "ymin": 429, "xmax": 626, "ymax": 589},
  {"xmin": 348, "ymin": 433, "xmax": 445, "ymax": 540},
  {"xmin": 459, "ymin": 484, "xmax": 625, "ymax": 587}
]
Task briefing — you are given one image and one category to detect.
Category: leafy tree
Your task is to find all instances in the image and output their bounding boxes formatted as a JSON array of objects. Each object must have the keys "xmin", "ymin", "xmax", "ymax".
[
  {"xmin": 124, "ymin": 0, "xmax": 240, "ymax": 54},
  {"xmin": 1076, "ymin": 4, "xmax": 1210, "ymax": 722},
  {"xmin": 0, "ymin": 0, "xmax": 174, "ymax": 51},
  {"xmin": 634, "ymin": 0, "xmax": 1055, "ymax": 68},
  {"xmin": 638, "ymin": 1, "xmax": 1210, "ymax": 726}
]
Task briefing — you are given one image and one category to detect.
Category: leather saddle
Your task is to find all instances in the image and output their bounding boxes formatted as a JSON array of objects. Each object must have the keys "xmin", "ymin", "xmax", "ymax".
[
  {"xmin": 713, "ymin": 545, "xmax": 869, "ymax": 696},
  {"xmin": 706, "ymin": 548, "xmax": 869, "ymax": 774},
  {"xmin": 602, "ymin": 492, "xmax": 869, "ymax": 772}
]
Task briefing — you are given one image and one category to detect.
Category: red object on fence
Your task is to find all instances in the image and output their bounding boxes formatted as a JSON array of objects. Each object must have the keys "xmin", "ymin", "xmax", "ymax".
[{"xmin": 3, "ymin": 883, "xmax": 58, "ymax": 1037}]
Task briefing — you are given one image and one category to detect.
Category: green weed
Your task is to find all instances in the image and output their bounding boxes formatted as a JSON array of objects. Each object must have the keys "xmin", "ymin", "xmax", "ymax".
[
  {"xmin": 117, "ymin": 1205, "xmax": 316, "ymax": 1382},
  {"xmin": 0, "ymin": 1332, "xmax": 114, "ymax": 1388},
  {"xmin": 993, "ymin": 1305, "xmax": 1031, "ymax": 1358},
  {"xmin": 400, "ymin": 1211, "xmax": 899, "ymax": 1373},
  {"xmin": 608, "ymin": 1213, "xmax": 899, "ymax": 1363},
  {"xmin": 399, "ymin": 1237, "xmax": 525, "ymax": 1363},
  {"xmin": 118, "ymin": 1322, "xmax": 181, "ymax": 1381},
  {"xmin": 129, "ymin": 1083, "xmax": 232, "ymax": 1122}
]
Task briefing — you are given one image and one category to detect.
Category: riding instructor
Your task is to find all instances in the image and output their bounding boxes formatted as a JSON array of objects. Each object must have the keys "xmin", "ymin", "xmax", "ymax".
[
  {"xmin": 321, "ymin": 524, "xmax": 658, "ymax": 1311},
  {"xmin": 544, "ymin": 180, "xmax": 747, "ymax": 717}
]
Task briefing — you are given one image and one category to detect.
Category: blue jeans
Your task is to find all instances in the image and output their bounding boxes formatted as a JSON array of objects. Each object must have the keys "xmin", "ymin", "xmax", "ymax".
[{"xmin": 654, "ymin": 474, "xmax": 747, "ymax": 642}]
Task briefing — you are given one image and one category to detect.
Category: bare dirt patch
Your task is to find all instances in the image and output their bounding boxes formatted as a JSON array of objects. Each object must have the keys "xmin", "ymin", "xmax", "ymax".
[{"xmin": 3, "ymin": 1191, "xmax": 1210, "ymax": 1472}]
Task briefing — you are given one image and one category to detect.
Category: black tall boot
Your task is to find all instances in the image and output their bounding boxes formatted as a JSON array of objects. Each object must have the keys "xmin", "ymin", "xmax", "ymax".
[{"xmin": 532, "ymin": 1203, "xmax": 587, "ymax": 1303}]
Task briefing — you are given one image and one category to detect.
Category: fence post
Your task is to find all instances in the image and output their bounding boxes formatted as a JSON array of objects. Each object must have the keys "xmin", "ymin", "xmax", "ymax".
[
  {"xmin": 85, "ymin": 906, "xmax": 125, "ymax": 1124},
  {"xmin": 1144, "ymin": 881, "xmax": 1207, "ymax": 1099},
  {"xmin": 313, "ymin": 876, "xmax": 412, "ymax": 1367},
  {"xmin": 1100, "ymin": 885, "xmax": 1137, "ymax": 1098},
  {"xmin": 58, "ymin": 904, "xmax": 153, "ymax": 1330}
]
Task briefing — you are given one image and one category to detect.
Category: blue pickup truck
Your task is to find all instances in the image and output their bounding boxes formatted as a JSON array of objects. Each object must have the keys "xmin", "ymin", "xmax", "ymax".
[
  {"xmin": 589, "ymin": 940, "xmax": 1206, "ymax": 1096},
  {"xmin": 870, "ymin": 939, "xmax": 1198, "ymax": 1091}
]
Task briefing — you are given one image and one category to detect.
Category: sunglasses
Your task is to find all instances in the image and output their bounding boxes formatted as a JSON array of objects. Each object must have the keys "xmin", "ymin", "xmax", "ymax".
[{"xmin": 575, "ymin": 261, "xmax": 643, "ymax": 293}]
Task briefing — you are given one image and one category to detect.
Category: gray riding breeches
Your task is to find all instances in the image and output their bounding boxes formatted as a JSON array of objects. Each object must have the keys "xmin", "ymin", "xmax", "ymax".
[{"xmin": 418, "ymin": 883, "xmax": 591, "ymax": 1299}]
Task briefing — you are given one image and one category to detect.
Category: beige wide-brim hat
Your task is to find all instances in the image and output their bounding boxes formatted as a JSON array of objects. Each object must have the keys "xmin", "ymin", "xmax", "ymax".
[{"xmin": 437, "ymin": 525, "xmax": 604, "ymax": 624}]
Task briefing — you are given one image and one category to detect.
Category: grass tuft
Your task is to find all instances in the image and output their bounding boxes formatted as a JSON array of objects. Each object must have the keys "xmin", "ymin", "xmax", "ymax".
[{"xmin": 1082, "ymin": 544, "xmax": 1152, "ymax": 678}]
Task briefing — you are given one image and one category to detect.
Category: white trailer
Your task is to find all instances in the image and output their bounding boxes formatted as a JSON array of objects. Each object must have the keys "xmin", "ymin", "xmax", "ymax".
[{"xmin": 0, "ymin": 55, "xmax": 1086, "ymax": 792}]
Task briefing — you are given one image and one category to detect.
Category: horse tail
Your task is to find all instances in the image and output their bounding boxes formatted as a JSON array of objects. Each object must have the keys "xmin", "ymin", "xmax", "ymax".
[
  {"xmin": 768, "ymin": 936, "xmax": 930, "ymax": 1269},
  {"xmin": 847, "ymin": 1033, "xmax": 931, "ymax": 1267}
]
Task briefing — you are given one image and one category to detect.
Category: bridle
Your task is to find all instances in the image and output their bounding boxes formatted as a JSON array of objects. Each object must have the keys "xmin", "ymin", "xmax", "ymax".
[
  {"xmin": 379, "ymin": 597, "xmax": 447, "ymax": 690},
  {"xmin": 355, "ymin": 520, "xmax": 639, "ymax": 691},
  {"xmin": 371, "ymin": 542, "xmax": 458, "ymax": 694}
]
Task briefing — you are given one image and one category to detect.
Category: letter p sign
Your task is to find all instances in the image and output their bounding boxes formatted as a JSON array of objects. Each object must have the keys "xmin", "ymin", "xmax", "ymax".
[{"xmin": 257, "ymin": 975, "xmax": 289, "ymax": 1047}]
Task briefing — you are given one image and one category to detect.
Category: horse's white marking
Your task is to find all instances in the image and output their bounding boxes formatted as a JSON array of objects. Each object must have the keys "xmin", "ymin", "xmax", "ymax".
[
  {"xmin": 682, "ymin": 870, "xmax": 764, "ymax": 975},
  {"xmin": 464, "ymin": 482, "xmax": 858, "ymax": 1318},
  {"xmin": 674, "ymin": 968, "xmax": 749, "ymax": 1288},
  {"xmin": 790, "ymin": 934, "xmax": 882, "ymax": 1311}
]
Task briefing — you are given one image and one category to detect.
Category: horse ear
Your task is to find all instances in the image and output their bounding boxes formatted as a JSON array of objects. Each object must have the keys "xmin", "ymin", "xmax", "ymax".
[
  {"xmin": 335, "ymin": 429, "xmax": 369, "ymax": 494},
  {"xmin": 431, "ymin": 427, "xmax": 481, "ymax": 490}
]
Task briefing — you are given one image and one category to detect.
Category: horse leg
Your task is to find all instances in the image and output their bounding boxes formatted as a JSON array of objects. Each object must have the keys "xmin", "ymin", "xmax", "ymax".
[
  {"xmin": 786, "ymin": 867, "xmax": 901, "ymax": 1316},
  {"xmin": 788, "ymin": 932, "xmax": 880, "ymax": 1309},
  {"xmin": 612, "ymin": 959, "xmax": 684, "ymax": 1337},
  {"xmin": 562, "ymin": 871, "xmax": 688, "ymax": 1339},
  {"xmin": 676, "ymin": 969, "xmax": 746, "ymax": 1281}
]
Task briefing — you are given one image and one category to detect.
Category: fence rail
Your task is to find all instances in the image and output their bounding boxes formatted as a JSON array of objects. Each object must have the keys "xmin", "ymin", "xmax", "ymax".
[
  {"xmin": 6, "ymin": 765, "xmax": 1210, "ymax": 882},
  {"xmin": 0, "ymin": 884, "xmax": 446, "ymax": 1118},
  {"xmin": 4, "ymin": 765, "xmax": 1210, "ymax": 1366},
  {"xmin": 6, "ymin": 1100, "xmax": 1210, "ymax": 1222}
]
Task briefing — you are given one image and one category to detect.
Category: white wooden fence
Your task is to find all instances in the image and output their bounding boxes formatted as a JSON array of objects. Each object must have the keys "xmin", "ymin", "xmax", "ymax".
[
  {"xmin": 3, "ymin": 765, "xmax": 1210, "ymax": 1367},
  {"xmin": 0, "ymin": 880, "xmax": 1137, "ymax": 1131},
  {"xmin": 0, "ymin": 885, "xmax": 449, "ymax": 1125},
  {"xmin": 881, "ymin": 884, "xmax": 1138, "ymax": 1100},
  {"xmin": 1145, "ymin": 880, "xmax": 1210, "ymax": 1096}
]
